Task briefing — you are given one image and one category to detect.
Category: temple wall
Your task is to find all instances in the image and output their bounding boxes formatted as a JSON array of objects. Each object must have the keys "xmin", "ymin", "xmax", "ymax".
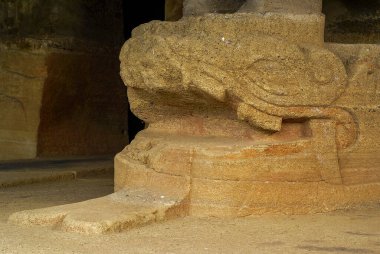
[
  {"xmin": 0, "ymin": 47, "xmax": 46, "ymax": 160},
  {"xmin": 0, "ymin": 0, "xmax": 128, "ymax": 160}
]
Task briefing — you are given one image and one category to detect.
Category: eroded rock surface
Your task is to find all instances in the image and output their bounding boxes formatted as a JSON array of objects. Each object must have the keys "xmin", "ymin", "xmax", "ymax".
[{"xmin": 117, "ymin": 4, "xmax": 380, "ymax": 216}]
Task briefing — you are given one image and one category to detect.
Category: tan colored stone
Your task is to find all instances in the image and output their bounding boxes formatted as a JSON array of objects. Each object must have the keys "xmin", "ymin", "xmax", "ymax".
[
  {"xmin": 0, "ymin": 49, "xmax": 47, "ymax": 160},
  {"xmin": 116, "ymin": 9, "xmax": 379, "ymax": 219},
  {"xmin": 326, "ymin": 43, "xmax": 380, "ymax": 185},
  {"xmin": 9, "ymin": 188, "xmax": 188, "ymax": 234}
]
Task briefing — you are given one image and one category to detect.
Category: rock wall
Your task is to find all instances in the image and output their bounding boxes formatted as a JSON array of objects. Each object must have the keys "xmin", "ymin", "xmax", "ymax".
[
  {"xmin": 0, "ymin": 46, "xmax": 46, "ymax": 160},
  {"xmin": 0, "ymin": 0, "xmax": 128, "ymax": 160},
  {"xmin": 323, "ymin": 0, "xmax": 380, "ymax": 43},
  {"xmin": 0, "ymin": 0, "xmax": 123, "ymax": 44},
  {"xmin": 36, "ymin": 51, "xmax": 128, "ymax": 157}
]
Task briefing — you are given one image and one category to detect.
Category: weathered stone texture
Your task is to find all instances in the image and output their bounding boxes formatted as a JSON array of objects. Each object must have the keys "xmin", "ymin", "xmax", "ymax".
[
  {"xmin": 0, "ymin": 48, "xmax": 46, "ymax": 160},
  {"xmin": 117, "ymin": 11, "xmax": 380, "ymax": 217},
  {"xmin": 0, "ymin": 0, "xmax": 127, "ymax": 160},
  {"xmin": 327, "ymin": 43, "xmax": 380, "ymax": 184},
  {"xmin": 0, "ymin": 45, "xmax": 128, "ymax": 160}
]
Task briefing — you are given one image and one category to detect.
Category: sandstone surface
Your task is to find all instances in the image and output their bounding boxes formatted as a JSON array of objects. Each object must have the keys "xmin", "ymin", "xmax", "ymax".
[{"xmin": 117, "ymin": 3, "xmax": 380, "ymax": 219}]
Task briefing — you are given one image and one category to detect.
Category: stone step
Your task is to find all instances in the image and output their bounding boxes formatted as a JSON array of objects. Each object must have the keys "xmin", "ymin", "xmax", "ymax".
[{"xmin": 8, "ymin": 188, "xmax": 188, "ymax": 234}]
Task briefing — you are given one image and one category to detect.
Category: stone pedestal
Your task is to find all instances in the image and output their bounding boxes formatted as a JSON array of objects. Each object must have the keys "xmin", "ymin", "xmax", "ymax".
[{"xmin": 8, "ymin": 1, "xmax": 380, "ymax": 234}]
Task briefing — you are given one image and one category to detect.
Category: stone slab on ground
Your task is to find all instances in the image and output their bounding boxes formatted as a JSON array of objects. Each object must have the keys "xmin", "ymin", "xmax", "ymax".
[
  {"xmin": 0, "ymin": 175, "xmax": 379, "ymax": 254},
  {"xmin": 0, "ymin": 175, "xmax": 114, "ymax": 222},
  {"xmin": 9, "ymin": 188, "xmax": 188, "ymax": 234},
  {"xmin": 0, "ymin": 157, "xmax": 113, "ymax": 188}
]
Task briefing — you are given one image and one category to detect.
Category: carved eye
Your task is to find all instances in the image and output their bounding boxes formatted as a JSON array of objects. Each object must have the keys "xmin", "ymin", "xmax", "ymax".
[
  {"xmin": 246, "ymin": 59, "xmax": 301, "ymax": 96},
  {"xmin": 308, "ymin": 50, "xmax": 335, "ymax": 86},
  {"xmin": 312, "ymin": 66, "xmax": 333, "ymax": 84}
]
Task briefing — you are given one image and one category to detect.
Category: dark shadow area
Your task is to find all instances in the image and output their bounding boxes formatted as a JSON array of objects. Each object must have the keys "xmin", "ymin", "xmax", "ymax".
[
  {"xmin": 323, "ymin": 0, "xmax": 380, "ymax": 43},
  {"xmin": 122, "ymin": 0, "xmax": 166, "ymax": 142},
  {"xmin": 0, "ymin": 156, "xmax": 111, "ymax": 171},
  {"xmin": 37, "ymin": 53, "xmax": 129, "ymax": 157},
  {"xmin": 0, "ymin": 1, "xmax": 124, "ymax": 47},
  {"xmin": 1, "ymin": 1, "xmax": 130, "ymax": 160}
]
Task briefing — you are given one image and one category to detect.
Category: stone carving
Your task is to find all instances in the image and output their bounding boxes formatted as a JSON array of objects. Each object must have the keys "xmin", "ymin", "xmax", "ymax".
[
  {"xmin": 8, "ymin": 1, "xmax": 380, "ymax": 234},
  {"xmin": 121, "ymin": 20, "xmax": 354, "ymax": 145}
]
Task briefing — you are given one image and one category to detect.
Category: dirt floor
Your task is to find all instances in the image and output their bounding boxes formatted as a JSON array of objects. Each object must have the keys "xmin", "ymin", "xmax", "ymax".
[{"xmin": 0, "ymin": 175, "xmax": 379, "ymax": 254}]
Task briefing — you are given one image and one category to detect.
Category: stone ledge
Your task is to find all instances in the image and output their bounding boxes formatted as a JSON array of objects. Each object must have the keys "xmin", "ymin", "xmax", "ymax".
[{"xmin": 0, "ymin": 157, "xmax": 113, "ymax": 188}]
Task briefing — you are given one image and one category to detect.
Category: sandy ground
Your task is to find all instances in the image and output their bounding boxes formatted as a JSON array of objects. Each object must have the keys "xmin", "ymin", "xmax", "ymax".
[{"xmin": 0, "ymin": 176, "xmax": 379, "ymax": 254}]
